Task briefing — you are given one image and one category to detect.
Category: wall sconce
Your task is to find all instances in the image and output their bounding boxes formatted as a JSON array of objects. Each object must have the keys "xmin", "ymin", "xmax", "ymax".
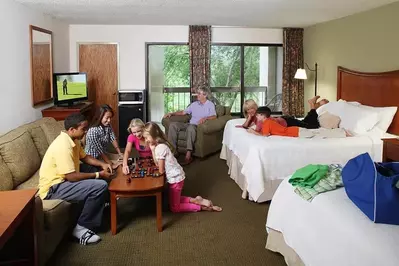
[{"xmin": 295, "ymin": 62, "xmax": 318, "ymax": 96}]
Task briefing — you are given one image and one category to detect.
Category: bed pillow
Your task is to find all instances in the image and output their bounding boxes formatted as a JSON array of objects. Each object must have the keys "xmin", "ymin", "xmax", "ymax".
[
  {"xmin": 343, "ymin": 100, "xmax": 397, "ymax": 133},
  {"xmin": 339, "ymin": 102, "xmax": 380, "ymax": 134},
  {"xmin": 358, "ymin": 106, "xmax": 397, "ymax": 133},
  {"xmin": 316, "ymin": 101, "xmax": 345, "ymax": 116},
  {"xmin": 318, "ymin": 111, "xmax": 341, "ymax": 129}
]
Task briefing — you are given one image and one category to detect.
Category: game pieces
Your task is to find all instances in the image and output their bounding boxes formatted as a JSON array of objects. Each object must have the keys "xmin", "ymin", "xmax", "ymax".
[{"xmin": 129, "ymin": 158, "xmax": 162, "ymax": 179}]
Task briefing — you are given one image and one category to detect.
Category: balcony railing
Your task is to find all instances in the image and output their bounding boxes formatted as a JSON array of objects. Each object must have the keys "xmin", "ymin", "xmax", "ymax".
[{"xmin": 163, "ymin": 86, "xmax": 273, "ymax": 114}]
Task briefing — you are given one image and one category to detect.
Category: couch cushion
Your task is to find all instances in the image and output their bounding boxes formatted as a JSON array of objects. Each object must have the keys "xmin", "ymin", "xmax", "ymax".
[
  {"xmin": 43, "ymin": 200, "xmax": 71, "ymax": 230},
  {"xmin": 0, "ymin": 155, "xmax": 13, "ymax": 191},
  {"xmin": 40, "ymin": 119, "xmax": 64, "ymax": 145},
  {"xmin": 215, "ymin": 105, "xmax": 225, "ymax": 117},
  {"xmin": 22, "ymin": 119, "xmax": 54, "ymax": 159},
  {"xmin": 16, "ymin": 169, "xmax": 40, "ymax": 190},
  {"xmin": 0, "ymin": 130, "xmax": 41, "ymax": 187}
]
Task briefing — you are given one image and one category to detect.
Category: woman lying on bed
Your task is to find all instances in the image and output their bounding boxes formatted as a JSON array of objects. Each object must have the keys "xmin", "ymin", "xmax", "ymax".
[
  {"xmin": 247, "ymin": 106, "xmax": 351, "ymax": 138},
  {"xmin": 241, "ymin": 96, "xmax": 328, "ymax": 131}
]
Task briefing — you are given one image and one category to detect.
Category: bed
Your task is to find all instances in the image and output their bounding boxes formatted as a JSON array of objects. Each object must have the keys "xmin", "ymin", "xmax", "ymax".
[
  {"xmin": 220, "ymin": 120, "xmax": 383, "ymax": 202},
  {"xmin": 220, "ymin": 66, "xmax": 399, "ymax": 202},
  {"xmin": 265, "ymin": 67, "xmax": 399, "ymax": 265}
]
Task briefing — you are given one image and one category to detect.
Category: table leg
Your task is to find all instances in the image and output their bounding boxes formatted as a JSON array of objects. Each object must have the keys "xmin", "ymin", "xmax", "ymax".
[
  {"xmin": 156, "ymin": 191, "xmax": 163, "ymax": 232},
  {"xmin": 110, "ymin": 192, "xmax": 117, "ymax": 235}
]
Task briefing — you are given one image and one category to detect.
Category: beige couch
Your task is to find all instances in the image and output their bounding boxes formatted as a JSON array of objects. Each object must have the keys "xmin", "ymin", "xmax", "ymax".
[
  {"xmin": 0, "ymin": 118, "xmax": 79, "ymax": 266},
  {"xmin": 162, "ymin": 105, "xmax": 233, "ymax": 158}
]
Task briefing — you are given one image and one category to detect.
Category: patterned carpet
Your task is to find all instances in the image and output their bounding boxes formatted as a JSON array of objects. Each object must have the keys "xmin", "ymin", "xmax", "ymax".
[{"xmin": 48, "ymin": 154, "xmax": 285, "ymax": 266}]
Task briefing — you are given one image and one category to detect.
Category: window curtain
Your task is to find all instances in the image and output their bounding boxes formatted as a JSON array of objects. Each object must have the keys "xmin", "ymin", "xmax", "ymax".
[
  {"xmin": 189, "ymin": 25, "xmax": 218, "ymax": 104},
  {"xmin": 282, "ymin": 28, "xmax": 304, "ymax": 116}
]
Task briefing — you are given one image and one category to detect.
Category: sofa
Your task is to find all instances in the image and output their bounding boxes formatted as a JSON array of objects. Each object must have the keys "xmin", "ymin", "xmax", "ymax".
[
  {"xmin": 161, "ymin": 105, "xmax": 233, "ymax": 158},
  {"xmin": 0, "ymin": 117, "xmax": 79, "ymax": 266}
]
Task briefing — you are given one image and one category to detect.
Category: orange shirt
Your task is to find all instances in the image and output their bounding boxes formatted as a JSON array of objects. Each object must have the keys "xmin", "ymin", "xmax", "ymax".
[{"xmin": 261, "ymin": 119, "xmax": 299, "ymax": 137}]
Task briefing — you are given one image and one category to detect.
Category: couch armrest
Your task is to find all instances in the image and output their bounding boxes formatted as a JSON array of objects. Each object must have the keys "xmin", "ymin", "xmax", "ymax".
[
  {"xmin": 198, "ymin": 115, "xmax": 233, "ymax": 134},
  {"xmin": 162, "ymin": 115, "xmax": 191, "ymax": 134}
]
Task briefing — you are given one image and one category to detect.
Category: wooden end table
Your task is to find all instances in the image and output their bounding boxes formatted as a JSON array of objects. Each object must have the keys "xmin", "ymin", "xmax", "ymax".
[
  {"xmin": 382, "ymin": 138, "xmax": 399, "ymax": 162},
  {"xmin": 108, "ymin": 165, "xmax": 165, "ymax": 235},
  {"xmin": 0, "ymin": 189, "xmax": 38, "ymax": 266}
]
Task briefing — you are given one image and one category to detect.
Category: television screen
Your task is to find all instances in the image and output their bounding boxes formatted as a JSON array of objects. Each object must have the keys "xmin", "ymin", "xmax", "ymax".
[{"xmin": 54, "ymin": 73, "xmax": 88, "ymax": 104}]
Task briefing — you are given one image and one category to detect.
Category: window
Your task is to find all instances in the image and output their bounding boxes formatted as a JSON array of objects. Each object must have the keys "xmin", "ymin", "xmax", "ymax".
[
  {"xmin": 210, "ymin": 44, "xmax": 283, "ymax": 114},
  {"xmin": 147, "ymin": 43, "xmax": 283, "ymax": 122},
  {"xmin": 147, "ymin": 44, "xmax": 190, "ymax": 122}
]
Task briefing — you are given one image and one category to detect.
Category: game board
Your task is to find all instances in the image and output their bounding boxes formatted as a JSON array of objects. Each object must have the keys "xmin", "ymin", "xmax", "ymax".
[{"xmin": 126, "ymin": 158, "xmax": 163, "ymax": 183}]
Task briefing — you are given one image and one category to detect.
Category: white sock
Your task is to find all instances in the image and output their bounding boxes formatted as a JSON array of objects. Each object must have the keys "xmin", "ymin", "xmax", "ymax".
[{"xmin": 72, "ymin": 224, "xmax": 101, "ymax": 245}]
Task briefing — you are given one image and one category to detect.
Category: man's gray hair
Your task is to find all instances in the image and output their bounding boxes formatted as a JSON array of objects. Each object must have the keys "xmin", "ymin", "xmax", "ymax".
[{"xmin": 197, "ymin": 86, "xmax": 209, "ymax": 96}]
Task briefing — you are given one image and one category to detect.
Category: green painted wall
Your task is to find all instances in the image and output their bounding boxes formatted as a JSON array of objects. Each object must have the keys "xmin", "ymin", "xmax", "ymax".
[{"xmin": 303, "ymin": 1, "xmax": 399, "ymax": 111}]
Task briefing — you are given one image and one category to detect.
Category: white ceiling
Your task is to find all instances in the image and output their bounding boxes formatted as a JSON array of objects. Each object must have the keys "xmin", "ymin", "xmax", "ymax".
[{"xmin": 14, "ymin": 0, "xmax": 399, "ymax": 27}]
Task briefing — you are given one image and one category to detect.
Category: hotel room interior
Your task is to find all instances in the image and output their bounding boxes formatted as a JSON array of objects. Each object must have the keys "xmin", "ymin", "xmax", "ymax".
[{"xmin": 1, "ymin": 0, "xmax": 399, "ymax": 265}]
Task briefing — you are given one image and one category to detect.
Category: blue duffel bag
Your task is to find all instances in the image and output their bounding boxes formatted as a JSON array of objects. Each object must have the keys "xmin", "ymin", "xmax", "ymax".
[{"xmin": 342, "ymin": 152, "xmax": 399, "ymax": 225}]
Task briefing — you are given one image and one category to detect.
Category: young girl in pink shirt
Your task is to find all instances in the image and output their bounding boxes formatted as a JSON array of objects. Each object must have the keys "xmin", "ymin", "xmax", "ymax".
[
  {"xmin": 122, "ymin": 119, "xmax": 152, "ymax": 175},
  {"xmin": 143, "ymin": 122, "xmax": 222, "ymax": 213}
]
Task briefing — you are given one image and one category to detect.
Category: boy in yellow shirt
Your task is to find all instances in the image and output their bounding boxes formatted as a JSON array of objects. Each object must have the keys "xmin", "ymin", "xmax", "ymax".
[{"xmin": 38, "ymin": 113, "xmax": 113, "ymax": 245}]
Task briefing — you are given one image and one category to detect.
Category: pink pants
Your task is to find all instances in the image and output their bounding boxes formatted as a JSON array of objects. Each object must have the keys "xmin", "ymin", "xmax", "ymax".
[{"xmin": 169, "ymin": 180, "xmax": 201, "ymax": 213}]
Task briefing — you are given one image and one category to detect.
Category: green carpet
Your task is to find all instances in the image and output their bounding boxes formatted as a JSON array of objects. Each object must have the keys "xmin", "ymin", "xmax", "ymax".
[{"xmin": 48, "ymin": 154, "xmax": 285, "ymax": 266}]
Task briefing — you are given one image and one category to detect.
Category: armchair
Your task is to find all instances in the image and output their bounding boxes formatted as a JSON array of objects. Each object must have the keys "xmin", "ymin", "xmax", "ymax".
[{"xmin": 162, "ymin": 105, "xmax": 233, "ymax": 158}]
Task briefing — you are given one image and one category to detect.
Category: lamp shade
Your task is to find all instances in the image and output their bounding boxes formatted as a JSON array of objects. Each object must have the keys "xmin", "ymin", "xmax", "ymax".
[{"xmin": 294, "ymin": 68, "xmax": 307, "ymax": 80}]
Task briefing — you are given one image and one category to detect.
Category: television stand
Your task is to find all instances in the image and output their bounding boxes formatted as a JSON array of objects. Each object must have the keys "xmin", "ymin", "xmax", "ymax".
[{"xmin": 41, "ymin": 101, "xmax": 94, "ymax": 121}]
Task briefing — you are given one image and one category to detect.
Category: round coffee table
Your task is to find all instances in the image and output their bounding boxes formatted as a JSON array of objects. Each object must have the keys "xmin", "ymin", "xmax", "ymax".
[{"xmin": 108, "ymin": 166, "xmax": 165, "ymax": 235}]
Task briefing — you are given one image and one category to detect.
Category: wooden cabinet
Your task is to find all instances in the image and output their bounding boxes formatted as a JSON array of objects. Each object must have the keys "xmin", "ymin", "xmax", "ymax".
[
  {"xmin": 41, "ymin": 101, "xmax": 94, "ymax": 121},
  {"xmin": 382, "ymin": 138, "xmax": 399, "ymax": 162}
]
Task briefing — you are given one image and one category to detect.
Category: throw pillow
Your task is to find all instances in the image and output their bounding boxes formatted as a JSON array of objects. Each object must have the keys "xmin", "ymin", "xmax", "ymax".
[{"xmin": 318, "ymin": 112, "xmax": 341, "ymax": 129}]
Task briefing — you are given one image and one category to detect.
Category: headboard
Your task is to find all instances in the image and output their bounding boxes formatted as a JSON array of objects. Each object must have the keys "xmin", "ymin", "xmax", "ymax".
[{"xmin": 337, "ymin": 66, "xmax": 399, "ymax": 135}]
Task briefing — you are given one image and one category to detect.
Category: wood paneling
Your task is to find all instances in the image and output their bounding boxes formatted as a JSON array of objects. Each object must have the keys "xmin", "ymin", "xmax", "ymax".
[
  {"xmin": 32, "ymin": 44, "xmax": 51, "ymax": 104},
  {"xmin": 79, "ymin": 44, "xmax": 119, "ymax": 137},
  {"xmin": 337, "ymin": 66, "xmax": 399, "ymax": 135}
]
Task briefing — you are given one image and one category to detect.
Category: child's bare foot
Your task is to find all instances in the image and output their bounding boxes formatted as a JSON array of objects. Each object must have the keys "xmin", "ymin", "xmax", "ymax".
[
  {"xmin": 192, "ymin": 196, "xmax": 212, "ymax": 207},
  {"xmin": 201, "ymin": 205, "xmax": 223, "ymax": 212}
]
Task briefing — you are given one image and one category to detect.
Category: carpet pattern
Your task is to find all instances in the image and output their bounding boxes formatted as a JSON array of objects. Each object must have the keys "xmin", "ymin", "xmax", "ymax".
[{"xmin": 48, "ymin": 154, "xmax": 285, "ymax": 266}]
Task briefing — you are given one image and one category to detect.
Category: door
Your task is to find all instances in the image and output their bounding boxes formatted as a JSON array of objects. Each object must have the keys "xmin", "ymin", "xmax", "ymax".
[{"xmin": 79, "ymin": 44, "xmax": 119, "ymax": 137}]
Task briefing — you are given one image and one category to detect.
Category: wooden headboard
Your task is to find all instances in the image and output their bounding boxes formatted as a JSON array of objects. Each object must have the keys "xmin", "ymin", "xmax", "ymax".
[{"xmin": 337, "ymin": 66, "xmax": 399, "ymax": 135}]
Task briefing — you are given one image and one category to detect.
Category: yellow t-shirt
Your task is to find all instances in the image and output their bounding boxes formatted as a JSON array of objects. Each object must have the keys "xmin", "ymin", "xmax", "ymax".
[{"xmin": 38, "ymin": 131, "xmax": 86, "ymax": 199}]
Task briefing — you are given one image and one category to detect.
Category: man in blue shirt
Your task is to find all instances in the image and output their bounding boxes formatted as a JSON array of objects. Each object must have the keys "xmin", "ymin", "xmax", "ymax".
[{"xmin": 164, "ymin": 87, "xmax": 217, "ymax": 165}]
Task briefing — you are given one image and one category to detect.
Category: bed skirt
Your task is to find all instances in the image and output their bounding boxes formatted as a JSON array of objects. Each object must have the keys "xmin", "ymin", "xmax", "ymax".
[
  {"xmin": 220, "ymin": 144, "xmax": 282, "ymax": 202},
  {"xmin": 266, "ymin": 228, "xmax": 305, "ymax": 266}
]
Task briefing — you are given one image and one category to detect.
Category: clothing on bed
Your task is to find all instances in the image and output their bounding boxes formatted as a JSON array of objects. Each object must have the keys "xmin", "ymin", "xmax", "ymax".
[
  {"xmin": 294, "ymin": 164, "xmax": 343, "ymax": 201},
  {"xmin": 289, "ymin": 164, "xmax": 329, "ymax": 188},
  {"xmin": 261, "ymin": 119, "xmax": 347, "ymax": 138},
  {"xmin": 282, "ymin": 109, "xmax": 320, "ymax": 129},
  {"xmin": 261, "ymin": 119, "xmax": 299, "ymax": 137}
]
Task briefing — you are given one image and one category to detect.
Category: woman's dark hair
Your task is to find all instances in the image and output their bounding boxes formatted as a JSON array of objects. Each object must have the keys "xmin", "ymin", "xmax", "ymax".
[
  {"xmin": 256, "ymin": 106, "xmax": 271, "ymax": 118},
  {"xmin": 91, "ymin": 104, "xmax": 114, "ymax": 127}
]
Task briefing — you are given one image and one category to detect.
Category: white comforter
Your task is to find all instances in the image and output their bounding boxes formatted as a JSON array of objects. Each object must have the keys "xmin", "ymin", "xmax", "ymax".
[
  {"xmin": 266, "ymin": 178, "xmax": 399, "ymax": 266},
  {"xmin": 222, "ymin": 119, "xmax": 383, "ymax": 201}
]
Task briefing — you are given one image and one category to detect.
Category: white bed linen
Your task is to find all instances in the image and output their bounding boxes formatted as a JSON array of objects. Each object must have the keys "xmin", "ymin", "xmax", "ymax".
[
  {"xmin": 221, "ymin": 119, "xmax": 383, "ymax": 202},
  {"xmin": 266, "ymin": 178, "xmax": 399, "ymax": 266}
]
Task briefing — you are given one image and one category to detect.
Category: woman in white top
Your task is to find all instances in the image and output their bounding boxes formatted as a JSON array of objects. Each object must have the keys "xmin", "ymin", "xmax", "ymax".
[{"xmin": 143, "ymin": 122, "xmax": 222, "ymax": 213}]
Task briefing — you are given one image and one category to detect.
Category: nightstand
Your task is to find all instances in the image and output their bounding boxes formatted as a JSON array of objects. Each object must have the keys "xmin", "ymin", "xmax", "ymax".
[{"xmin": 382, "ymin": 138, "xmax": 399, "ymax": 162}]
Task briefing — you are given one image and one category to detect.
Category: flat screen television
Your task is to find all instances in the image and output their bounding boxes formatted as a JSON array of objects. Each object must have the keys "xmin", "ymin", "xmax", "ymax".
[{"xmin": 53, "ymin": 72, "xmax": 88, "ymax": 106}]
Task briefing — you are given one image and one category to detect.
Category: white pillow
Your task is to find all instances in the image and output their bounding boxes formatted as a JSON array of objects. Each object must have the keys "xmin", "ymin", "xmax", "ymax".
[
  {"xmin": 316, "ymin": 101, "xmax": 346, "ymax": 116},
  {"xmin": 356, "ymin": 105, "xmax": 396, "ymax": 133},
  {"xmin": 338, "ymin": 102, "xmax": 380, "ymax": 134},
  {"xmin": 337, "ymin": 99, "xmax": 397, "ymax": 133}
]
